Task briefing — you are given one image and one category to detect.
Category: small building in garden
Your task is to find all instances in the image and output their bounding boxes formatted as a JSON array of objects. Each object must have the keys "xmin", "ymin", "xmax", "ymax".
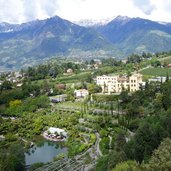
[
  {"xmin": 74, "ymin": 89, "xmax": 89, "ymax": 98},
  {"xmin": 66, "ymin": 68, "xmax": 73, "ymax": 74},
  {"xmin": 43, "ymin": 127, "xmax": 67, "ymax": 141},
  {"xmin": 148, "ymin": 77, "xmax": 171, "ymax": 83},
  {"xmin": 48, "ymin": 127, "xmax": 67, "ymax": 137},
  {"xmin": 49, "ymin": 94, "xmax": 67, "ymax": 103}
]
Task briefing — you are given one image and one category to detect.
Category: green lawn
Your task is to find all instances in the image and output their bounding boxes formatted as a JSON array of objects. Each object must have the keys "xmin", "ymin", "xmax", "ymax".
[{"xmin": 140, "ymin": 67, "xmax": 171, "ymax": 76}]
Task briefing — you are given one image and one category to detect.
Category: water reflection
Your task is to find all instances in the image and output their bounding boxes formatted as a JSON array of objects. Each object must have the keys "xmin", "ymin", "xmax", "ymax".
[{"xmin": 25, "ymin": 141, "xmax": 67, "ymax": 165}]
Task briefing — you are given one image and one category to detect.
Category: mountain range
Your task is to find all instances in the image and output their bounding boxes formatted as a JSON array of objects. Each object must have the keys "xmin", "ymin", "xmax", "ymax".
[
  {"xmin": 0, "ymin": 15, "xmax": 171, "ymax": 71},
  {"xmin": 97, "ymin": 16, "xmax": 171, "ymax": 55}
]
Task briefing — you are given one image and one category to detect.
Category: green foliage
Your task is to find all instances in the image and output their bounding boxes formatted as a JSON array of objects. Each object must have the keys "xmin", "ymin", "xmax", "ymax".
[
  {"xmin": 95, "ymin": 155, "xmax": 109, "ymax": 171},
  {"xmin": 90, "ymin": 133, "xmax": 96, "ymax": 145},
  {"xmin": 99, "ymin": 137, "xmax": 110, "ymax": 155},
  {"xmin": 112, "ymin": 160, "xmax": 140, "ymax": 171},
  {"xmin": 161, "ymin": 80, "xmax": 171, "ymax": 110},
  {"xmin": 126, "ymin": 111, "xmax": 171, "ymax": 163},
  {"xmin": 5, "ymin": 133, "xmax": 17, "ymax": 142},
  {"xmin": 0, "ymin": 89, "xmax": 25, "ymax": 105},
  {"xmin": 66, "ymin": 87, "xmax": 75, "ymax": 101},
  {"xmin": 127, "ymin": 54, "xmax": 142, "ymax": 63},
  {"xmin": 102, "ymin": 58, "xmax": 123, "ymax": 67},
  {"xmin": 87, "ymin": 83, "xmax": 102, "ymax": 94},
  {"xmin": 1, "ymin": 80, "xmax": 12, "ymax": 90},
  {"xmin": 133, "ymin": 123, "xmax": 157, "ymax": 162},
  {"xmin": 99, "ymin": 129, "xmax": 108, "ymax": 138},
  {"xmin": 9, "ymin": 100, "xmax": 22, "ymax": 107},
  {"xmin": 128, "ymin": 118, "xmax": 140, "ymax": 131},
  {"xmin": 148, "ymin": 138, "xmax": 171, "ymax": 171},
  {"xmin": 67, "ymin": 141, "xmax": 88, "ymax": 157},
  {"xmin": 151, "ymin": 59, "xmax": 161, "ymax": 67},
  {"xmin": 5, "ymin": 95, "xmax": 50, "ymax": 116},
  {"xmin": 0, "ymin": 144, "xmax": 25, "ymax": 171},
  {"xmin": 104, "ymin": 133, "xmax": 128, "ymax": 170}
]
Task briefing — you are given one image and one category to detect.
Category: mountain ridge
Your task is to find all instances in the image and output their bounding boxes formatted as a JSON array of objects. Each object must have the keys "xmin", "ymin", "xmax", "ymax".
[
  {"xmin": 95, "ymin": 16, "xmax": 171, "ymax": 54},
  {"xmin": 0, "ymin": 15, "xmax": 117, "ymax": 71},
  {"xmin": 0, "ymin": 15, "xmax": 171, "ymax": 71}
]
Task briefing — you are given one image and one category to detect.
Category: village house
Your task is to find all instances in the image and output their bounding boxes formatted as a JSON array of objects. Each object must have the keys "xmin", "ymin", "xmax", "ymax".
[
  {"xmin": 93, "ymin": 59, "xmax": 102, "ymax": 69},
  {"xmin": 14, "ymin": 72, "xmax": 23, "ymax": 78},
  {"xmin": 74, "ymin": 89, "xmax": 89, "ymax": 98},
  {"xmin": 96, "ymin": 73, "xmax": 143, "ymax": 93},
  {"xmin": 63, "ymin": 68, "xmax": 74, "ymax": 75},
  {"xmin": 66, "ymin": 68, "xmax": 73, "ymax": 74},
  {"xmin": 7, "ymin": 77, "xmax": 18, "ymax": 83},
  {"xmin": 49, "ymin": 94, "xmax": 67, "ymax": 103},
  {"xmin": 94, "ymin": 59, "xmax": 102, "ymax": 65},
  {"xmin": 0, "ymin": 80, "xmax": 3, "ymax": 85},
  {"xmin": 16, "ymin": 83, "xmax": 23, "ymax": 87}
]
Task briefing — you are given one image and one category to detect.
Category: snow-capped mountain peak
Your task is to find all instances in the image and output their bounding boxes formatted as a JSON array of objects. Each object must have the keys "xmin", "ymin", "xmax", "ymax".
[{"xmin": 74, "ymin": 18, "xmax": 113, "ymax": 27}]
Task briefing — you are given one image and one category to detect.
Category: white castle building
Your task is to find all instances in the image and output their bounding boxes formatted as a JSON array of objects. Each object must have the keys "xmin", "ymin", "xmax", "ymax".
[{"xmin": 96, "ymin": 73, "xmax": 143, "ymax": 93}]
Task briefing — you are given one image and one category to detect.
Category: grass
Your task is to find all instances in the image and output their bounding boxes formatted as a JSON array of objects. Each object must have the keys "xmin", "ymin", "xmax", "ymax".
[
  {"xmin": 140, "ymin": 67, "xmax": 171, "ymax": 76},
  {"xmin": 159, "ymin": 55, "xmax": 171, "ymax": 64},
  {"xmin": 57, "ymin": 72, "xmax": 91, "ymax": 83},
  {"xmin": 55, "ymin": 101, "xmax": 83, "ymax": 109}
]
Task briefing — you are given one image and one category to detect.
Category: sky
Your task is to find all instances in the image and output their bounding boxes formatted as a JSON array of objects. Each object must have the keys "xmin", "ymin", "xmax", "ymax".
[{"xmin": 0, "ymin": 0, "xmax": 171, "ymax": 24}]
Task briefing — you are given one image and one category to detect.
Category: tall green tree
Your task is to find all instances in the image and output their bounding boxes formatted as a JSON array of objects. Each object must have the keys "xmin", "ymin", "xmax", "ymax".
[{"xmin": 148, "ymin": 138, "xmax": 171, "ymax": 171}]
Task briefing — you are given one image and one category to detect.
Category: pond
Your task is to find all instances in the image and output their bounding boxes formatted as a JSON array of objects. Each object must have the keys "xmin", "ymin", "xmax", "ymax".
[{"xmin": 25, "ymin": 140, "xmax": 67, "ymax": 166}]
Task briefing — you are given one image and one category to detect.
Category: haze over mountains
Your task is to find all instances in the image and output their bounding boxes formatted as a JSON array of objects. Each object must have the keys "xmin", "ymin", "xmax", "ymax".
[{"xmin": 0, "ymin": 15, "xmax": 171, "ymax": 71}]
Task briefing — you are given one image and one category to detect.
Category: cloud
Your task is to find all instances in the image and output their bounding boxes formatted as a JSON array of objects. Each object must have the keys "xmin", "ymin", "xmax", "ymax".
[
  {"xmin": 56, "ymin": 0, "xmax": 141, "ymax": 21},
  {"xmin": 0, "ymin": 0, "xmax": 171, "ymax": 23},
  {"xmin": 0, "ymin": 0, "xmax": 24, "ymax": 23},
  {"xmin": 133, "ymin": 0, "xmax": 156, "ymax": 15},
  {"xmin": 0, "ymin": 0, "xmax": 60, "ymax": 23},
  {"xmin": 22, "ymin": 0, "xmax": 59, "ymax": 22},
  {"xmin": 162, "ymin": 0, "xmax": 171, "ymax": 12}
]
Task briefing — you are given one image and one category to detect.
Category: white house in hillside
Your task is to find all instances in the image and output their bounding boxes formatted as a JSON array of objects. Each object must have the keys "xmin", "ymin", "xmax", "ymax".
[
  {"xmin": 66, "ymin": 68, "xmax": 73, "ymax": 74},
  {"xmin": 96, "ymin": 73, "xmax": 143, "ymax": 93},
  {"xmin": 74, "ymin": 89, "xmax": 89, "ymax": 98}
]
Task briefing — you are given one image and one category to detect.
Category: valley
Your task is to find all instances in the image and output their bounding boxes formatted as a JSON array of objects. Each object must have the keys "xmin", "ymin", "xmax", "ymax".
[{"xmin": 0, "ymin": 52, "xmax": 171, "ymax": 170}]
